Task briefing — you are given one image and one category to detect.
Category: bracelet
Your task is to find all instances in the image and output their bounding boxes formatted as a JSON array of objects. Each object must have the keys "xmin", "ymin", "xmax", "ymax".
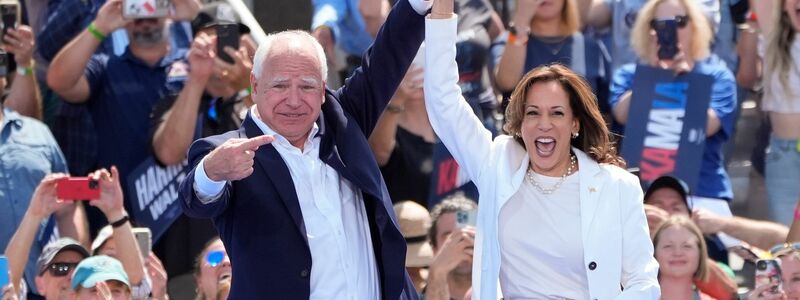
[
  {"xmin": 87, "ymin": 23, "xmax": 107, "ymax": 41},
  {"xmin": 386, "ymin": 104, "xmax": 405, "ymax": 113},
  {"xmin": 110, "ymin": 215, "xmax": 129, "ymax": 228},
  {"xmin": 16, "ymin": 65, "xmax": 33, "ymax": 76}
]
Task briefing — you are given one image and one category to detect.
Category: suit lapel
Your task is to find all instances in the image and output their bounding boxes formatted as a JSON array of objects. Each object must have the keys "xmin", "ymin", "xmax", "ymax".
[
  {"xmin": 243, "ymin": 116, "xmax": 309, "ymax": 244},
  {"xmin": 576, "ymin": 149, "xmax": 607, "ymax": 246}
]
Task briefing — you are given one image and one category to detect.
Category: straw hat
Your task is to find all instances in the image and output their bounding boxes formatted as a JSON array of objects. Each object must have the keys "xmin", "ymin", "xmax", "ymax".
[{"xmin": 393, "ymin": 201, "xmax": 434, "ymax": 267}]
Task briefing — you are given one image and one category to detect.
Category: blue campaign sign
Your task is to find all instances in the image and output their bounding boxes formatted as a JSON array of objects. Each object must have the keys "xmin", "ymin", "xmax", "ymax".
[
  {"xmin": 621, "ymin": 64, "xmax": 713, "ymax": 189},
  {"xmin": 126, "ymin": 157, "xmax": 190, "ymax": 242},
  {"xmin": 427, "ymin": 141, "xmax": 479, "ymax": 209}
]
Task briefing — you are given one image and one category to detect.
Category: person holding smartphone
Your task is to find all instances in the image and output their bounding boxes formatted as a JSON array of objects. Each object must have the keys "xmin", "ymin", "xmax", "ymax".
[
  {"xmin": 424, "ymin": 195, "xmax": 477, "ymax": 300},
  {"xmin": 608, "ymin": 0, "xmax": 737, "ymax": 203},
  {"xmin": 747, "ymin": 243, "xmax": 800, "ymax": 299},
  {"xmin": 423, "ymin": 1, "xmax": 659, "ymax": 298}
]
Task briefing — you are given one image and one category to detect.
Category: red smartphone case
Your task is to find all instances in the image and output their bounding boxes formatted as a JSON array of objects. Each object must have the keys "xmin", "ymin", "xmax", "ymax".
[{"xmin": 56, "ymin": 177, "xmax": 100, "ymax": 200}]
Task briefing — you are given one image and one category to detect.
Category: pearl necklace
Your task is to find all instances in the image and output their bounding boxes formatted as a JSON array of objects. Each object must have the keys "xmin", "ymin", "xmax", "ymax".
[{"xmin": 526, "ymin": 154, "xmax": 577, "ymax": 195}]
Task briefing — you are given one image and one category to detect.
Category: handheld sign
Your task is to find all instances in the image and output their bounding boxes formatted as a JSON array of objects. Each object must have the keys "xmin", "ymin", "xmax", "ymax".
[
  {"xmin": 621, "ymin": 64, "xmax": 713, "ymax": 189},
  {"xmin": 126, "ymin": 157, "xmax": 191, "ymax": 242}
]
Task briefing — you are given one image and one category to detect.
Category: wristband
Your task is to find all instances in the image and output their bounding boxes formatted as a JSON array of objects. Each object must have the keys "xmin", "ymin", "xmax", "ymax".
[
  {"xmin": 88, "ymin": 23, "xmax": 107, "ymax": 41},
  {"xmin": 110, "ymin": 215, "xmax": 129, "ymax": 228},
  {"xmin": 386, "ymin": 103, "xmax": 405, "ymax": 113},
  {"xmin": 16, "ymin": 65, "xmax": 32, "ymax": 76}
]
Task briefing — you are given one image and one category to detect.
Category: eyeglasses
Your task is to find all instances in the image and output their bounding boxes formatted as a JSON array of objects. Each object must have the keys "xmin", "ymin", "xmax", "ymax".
[
  {"xmin": 769, "ymin": 242, "xmax": 800, "ymax": 257},
  {"xmin": 649, "ymin": 15, "xmax": 690, "ymax": 29},
  {"xmin": 206, "ymin": 250, "xmax": 226, "ymax": 267},
  {"xmin": 42, "ymin": 262, "xmax": 78, "ymax": 277}
]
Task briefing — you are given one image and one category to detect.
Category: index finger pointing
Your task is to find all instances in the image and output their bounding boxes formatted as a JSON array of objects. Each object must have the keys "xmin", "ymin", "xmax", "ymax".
[{"xmin": 238, "ymin": 135, "xmax": 274, "ymax": 150}]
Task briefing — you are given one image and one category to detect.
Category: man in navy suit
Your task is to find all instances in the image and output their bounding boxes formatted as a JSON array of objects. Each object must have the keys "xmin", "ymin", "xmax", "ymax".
[{"xmin": 177, "ymin": 0, "xmax": 442, "ymax": 298}]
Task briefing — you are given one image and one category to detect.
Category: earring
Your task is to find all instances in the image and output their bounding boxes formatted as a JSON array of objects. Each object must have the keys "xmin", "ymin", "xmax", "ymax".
[{"xmin": 572, "ymin": 132, "xmax": 579, "ymax": 139}]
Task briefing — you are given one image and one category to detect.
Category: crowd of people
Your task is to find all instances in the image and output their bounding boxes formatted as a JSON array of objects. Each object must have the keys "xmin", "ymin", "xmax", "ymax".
[{"xmin": 1, "ymin": 0, "xmax": 800, "ymax": 298}]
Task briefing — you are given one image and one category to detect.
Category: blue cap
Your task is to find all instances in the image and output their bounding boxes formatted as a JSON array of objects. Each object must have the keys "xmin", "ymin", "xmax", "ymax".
[{"xmin": 70, "ymin": 255, "xmax": 129, "ymax": 290}]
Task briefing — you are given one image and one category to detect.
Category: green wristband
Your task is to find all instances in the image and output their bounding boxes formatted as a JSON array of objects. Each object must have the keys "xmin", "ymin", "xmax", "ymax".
[{"xmin": 88, "ymin": 23, "xmax": 106, "ymax": 41}]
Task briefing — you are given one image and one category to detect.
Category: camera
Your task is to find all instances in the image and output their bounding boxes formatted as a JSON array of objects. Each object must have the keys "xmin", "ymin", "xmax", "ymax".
[{"xmin": 757, "ymin": 260, "xmax": 768, "ymax": 271}]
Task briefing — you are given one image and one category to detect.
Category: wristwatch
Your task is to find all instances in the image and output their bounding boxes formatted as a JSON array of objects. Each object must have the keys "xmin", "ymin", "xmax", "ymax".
[{"xmin": 507, "ymin": 23, "xmax": 529, "ymax": 46}]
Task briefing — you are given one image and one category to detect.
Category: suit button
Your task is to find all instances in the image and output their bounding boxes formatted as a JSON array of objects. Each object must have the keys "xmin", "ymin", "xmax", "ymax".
[
  {"xmin": 588, "ymin": 262, "xmax": 597, "ymax": 270},
  {"xmin": 300, "ymin": 269, "xmax": 309, "ymax": 278}
]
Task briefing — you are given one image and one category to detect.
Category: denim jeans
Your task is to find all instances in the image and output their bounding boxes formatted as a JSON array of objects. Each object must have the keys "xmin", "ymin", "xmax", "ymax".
[{"xmin": 766, "ymin": 136, "xmax": 800, "ymax": 225}]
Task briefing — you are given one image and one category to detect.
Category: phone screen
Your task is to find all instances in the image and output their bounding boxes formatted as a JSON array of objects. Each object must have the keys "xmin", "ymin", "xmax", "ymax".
[
  {"xmin": 0, "ymin": 256, "xmax": 9, "ymax": 288},
  {"xmin": 133, "ymin": 228, "xmax": 152, "ymax": 260},
  {"xmin": 756, "ymin": 259, "xmax": 784, "ymax": 293},
  {"xmin": 0, "ymin": 2, "xmax": 17, "ymax": 44},
  {"xmin": 651, "ymin": 19, "xmax": 678, "ymax": 60},
  {"xmin": 216, "ymin": 24, "xmax": 240, "ymax": 64}
]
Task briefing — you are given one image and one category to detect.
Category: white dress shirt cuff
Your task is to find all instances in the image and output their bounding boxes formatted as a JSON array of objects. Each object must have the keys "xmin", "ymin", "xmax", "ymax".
[
  {"xmin": 194, "ymin": 156, "xmax": 226, "ymax": 203},
  {"xmin": 409, "ymin": 0, "xmax": 433, "ymax": 15}
]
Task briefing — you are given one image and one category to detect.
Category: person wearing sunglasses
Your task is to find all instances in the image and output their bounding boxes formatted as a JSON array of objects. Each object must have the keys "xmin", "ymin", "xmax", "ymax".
[
  {"xmin": 193, "ymin": 238, "xmax": 230, "ymax": 300},
  {"xmin": 747, "ymin": 243, "xmax": 800, "ymax": 299},
  {"xmin": 608, "ymin": 0, "xmax": 737, "ymax": 204},
  {"xmin": 3, "ymin": 172, "xmax": 91, "ymax": 300}
]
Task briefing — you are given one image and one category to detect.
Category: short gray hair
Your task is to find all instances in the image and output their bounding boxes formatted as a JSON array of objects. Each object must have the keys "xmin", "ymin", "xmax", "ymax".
[{"xmin": 251, "ymin": 30, "xmax": 328, "ymax": 81}]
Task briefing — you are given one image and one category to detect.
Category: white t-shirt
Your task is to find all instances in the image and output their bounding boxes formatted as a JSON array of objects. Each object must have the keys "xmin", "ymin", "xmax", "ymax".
[
  {"xmin": 761, "ymin": 38, "xmax": 800, "ymax": 113},
  {"xmin": 498, "ymin": 172, "xmax": 588, "ymax": 300}
]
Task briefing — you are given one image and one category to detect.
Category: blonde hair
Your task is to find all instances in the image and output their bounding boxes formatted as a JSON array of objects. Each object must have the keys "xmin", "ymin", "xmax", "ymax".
[
  {"xmin": 765, "ymin": 0, "xmax": 798, "ymax": 96},
  {"xmin": 652, "ymin": 215, "xmax": 709, "ymax": 282},
  {"xmin": 630, "ymin": 0, "xmax": 713, "ymax": 61},
  {"xmin": 504, "ymin": 64, "xmax": 624, "ymax": 167}
]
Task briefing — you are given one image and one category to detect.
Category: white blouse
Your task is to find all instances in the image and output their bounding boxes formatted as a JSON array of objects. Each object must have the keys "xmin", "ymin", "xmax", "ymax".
[
  {"xmin": 498, "ymin": 172, "xmax": 589, "ymax": 300},
  {"xmin": 761, "ymin": 38, "xmax": 800, "ymax": 113}
]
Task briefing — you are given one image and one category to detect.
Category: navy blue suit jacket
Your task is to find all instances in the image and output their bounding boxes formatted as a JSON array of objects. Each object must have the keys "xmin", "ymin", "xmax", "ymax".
[{"xmin": 178, "ymin": 1, "xmax": 424, "ymax": 299}]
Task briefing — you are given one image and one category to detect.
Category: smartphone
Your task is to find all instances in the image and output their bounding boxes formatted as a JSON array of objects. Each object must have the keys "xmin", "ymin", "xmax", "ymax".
[
  {"xmin": 728, "ymin": 245, "xmax": 763, "ymax": 263},
  {"xmin": 756, "ymin": 259, "xmax": 784, "ymax": 293},
  {"xmin": 132, "ymin": 228, "xmax": 152, "ymax": 260},
  {"xmin": 456, "ymin": 209, "xmax": 477, "ymax": 229},
  {"xmin": 0, "ymin": 255, "xmax": 9, "ymax": 288},
  {"xmin": 0, "ymin": 50, "xmax": 8, "ymax": 76},
  {"xmin": 123, "ymin": 0, "xmax": 169, "ymax": 19},
  {"xmin": 0, "ymin": 0, "xmax": 18, "ymax": 44},
  {"xmin": 651, "ymin": 18, "xmax": 679, "ymax": 60},
  {"xmin": 56, "ymin": 177, "xmax": 101, "ymax": 200},
  {"xmin": 216, "ymin": 24, "xmax": 240, "ymax": 64}
]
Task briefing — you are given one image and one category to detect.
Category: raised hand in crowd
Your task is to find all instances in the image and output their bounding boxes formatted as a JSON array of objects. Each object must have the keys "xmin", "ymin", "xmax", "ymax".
[
  {"xmin": 1, "ymin": 24, "xmax": 42, "ymax": 120},
  {"xmin": 511, "ymin": 0, "xmax": 542, "ymax": 32},
  {"xmin": 87, "ymin": 167, "xmax": 146, "ymax": 287},
  {"xmin": 312, "ymin": 26, "xmax": 336, "ymax": 67},
  {"xmin": 214, "ymin": 45, "xmax": 252, "ymax": 92},
  {"xmin": 93, "ymin": 0, "xmax": 131, "ymax": 36},
  {"xmin": 189, "ymin": 33, "xmax": 217, "ymax": 84},
  {"xmin": 169, "ymin": 0, "xmax": 202, "ymax": 21},
  {"xmin": 747, "ymin": 282, "xmax": 788, "ymax": 300},
  {"xmin": 146, "ymin": 253, "xmax": 169, "ymax": 300},
  {"xmin": 203, "ymin": 135, "xmax": 275, "ymax": 182},
  {"xmin": 644, "ymin": 204, "xmax": 669, "ymax": 237},
  {"xmin": 427, "ymin": 227, "xmax": 475, "ymax": 300},
  {"xmin": 1, "ymin": 282, "xmax": 18, "ymax": 300},
  {"xmin": 3, "ymin": 174, "xmax": 87, "ymax": 295}
]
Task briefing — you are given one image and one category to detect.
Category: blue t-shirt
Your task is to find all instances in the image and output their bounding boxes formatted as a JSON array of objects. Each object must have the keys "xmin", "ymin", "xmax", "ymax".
[
  {"xmin": 608, "ymin": 57, "xmax": 737, "ymax": 200},
  {"xmin": 522, "ymin": 34, "xmax": 611, "ymax": 112},
  {"xmin": 84, "ymin": 48, "xmax": 188, "ymax": 197}
]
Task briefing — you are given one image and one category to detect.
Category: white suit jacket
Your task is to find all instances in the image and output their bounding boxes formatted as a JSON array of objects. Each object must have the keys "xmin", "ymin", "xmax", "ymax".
[{"xmin": 423, "ymin": 16, "xmax": 661, "ymax": 300}]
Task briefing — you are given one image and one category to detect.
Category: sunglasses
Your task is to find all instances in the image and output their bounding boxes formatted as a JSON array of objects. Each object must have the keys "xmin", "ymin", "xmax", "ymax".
[
  {"xmin": 649, "ymin": 15, "xmax": 690, "ymax": 29},
  {"xmin": 770, "ymin": 242, "xmax": 800, "ymax": 257},
  {"xmin": 42, "ymin": 262, "xmax": 78, "ymax": 277},
  {"xmin": 206, "ymin": 250, "xmax": 226, "ymax": 267}
]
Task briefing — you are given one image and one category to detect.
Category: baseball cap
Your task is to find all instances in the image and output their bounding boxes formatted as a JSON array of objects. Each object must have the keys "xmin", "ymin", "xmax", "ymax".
[
  {"xmin": 70, "ymin": 255, "xmax": 130, "ymax": 290},
  {"xmin": 91, "ymin": 225, "xmax": 114, "ymax": 255},
  {"xmin": 644, "ymin": 175, "xmax": 691, "ymax": 206},
  {"xmin": 393, "ymin": 201, "xmax": 434, "ymax": 268},
  {"xmin": 191, "ymin": 3, "xmax": 250, "ymax": 36},
  {"xmin": 36, "ymin": 238, "xmax": 90, "ymax": 275}
]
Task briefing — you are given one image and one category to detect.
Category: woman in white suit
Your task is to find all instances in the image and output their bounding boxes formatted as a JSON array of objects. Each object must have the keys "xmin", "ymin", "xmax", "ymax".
[{"xmin": 423, "ymin": 4, "xmax": 660, "ymax": 299}]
